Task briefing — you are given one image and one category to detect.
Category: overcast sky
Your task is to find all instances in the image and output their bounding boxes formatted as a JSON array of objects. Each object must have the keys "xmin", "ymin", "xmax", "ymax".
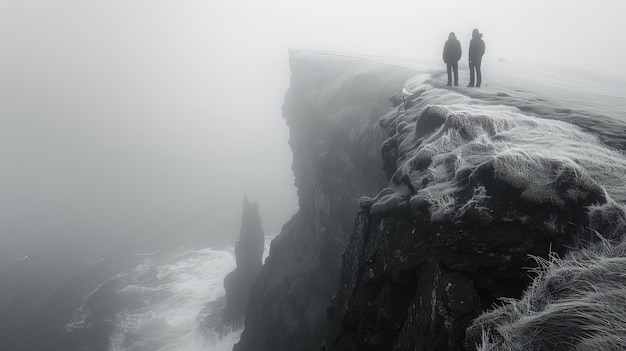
[{"xmin": 1, "ymin": 0, "xmax": 625, "ymax": 255}]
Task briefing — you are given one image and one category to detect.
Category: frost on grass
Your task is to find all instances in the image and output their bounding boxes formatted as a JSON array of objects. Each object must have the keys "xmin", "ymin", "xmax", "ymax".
[
  {"xmin": 468, "ymin": 235, "xmax": 626, "ymax": 351},
  {"xmin": 361, "ymin": 76, "xmax": 626, "ymax": 350},
  {"xmin": 367, "ymin": 80, "xmax": 626, "ymax": 236}
]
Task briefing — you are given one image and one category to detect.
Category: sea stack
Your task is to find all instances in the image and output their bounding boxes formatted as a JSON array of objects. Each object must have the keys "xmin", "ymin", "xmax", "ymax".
[{"xmin": 223, "ymin": 196, "xmax": 265, "ymax": 327}]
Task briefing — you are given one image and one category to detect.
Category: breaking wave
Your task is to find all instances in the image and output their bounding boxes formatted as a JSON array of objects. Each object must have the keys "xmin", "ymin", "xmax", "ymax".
[{"xmin": 66, "ymin": 236, "xmax": 274, "ymax": 351}]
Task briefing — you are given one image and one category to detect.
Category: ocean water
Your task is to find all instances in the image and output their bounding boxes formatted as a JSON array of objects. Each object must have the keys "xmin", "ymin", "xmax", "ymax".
[
  {"xmin": 2, "ymin": 57, "xmax": 625, "ymax": 351},
  {"xmin": 88, "ymin": 247, "xmax": 235, "ymax": 351},
  {"xmin": 0, "ymin": 232, "xmax": 274, "ymax": 351}
]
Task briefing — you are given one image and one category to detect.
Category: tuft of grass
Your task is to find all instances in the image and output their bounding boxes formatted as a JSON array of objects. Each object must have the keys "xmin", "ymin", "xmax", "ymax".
[{"xmin": 468, "ymin": 234, "xmax": 626, "ymax": 350}]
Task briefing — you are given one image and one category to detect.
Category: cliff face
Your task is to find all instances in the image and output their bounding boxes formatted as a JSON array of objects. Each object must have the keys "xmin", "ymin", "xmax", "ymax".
[
  {"xmin": 236, "ymin": 51, "xmax": 626, "ymax": 351},
  {"xmin": 323, "ymin": 73, "xmax": 626, "ymax": 349},
  {"xmin": 234, "ymin": 51, "xmax": 415, "ymax": 351}
]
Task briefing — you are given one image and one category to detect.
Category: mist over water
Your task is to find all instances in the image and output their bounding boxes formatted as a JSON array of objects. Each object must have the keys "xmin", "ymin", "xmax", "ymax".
[
  {"xmin": 0, "ymin": 232, "xmax": 275, "ymax": 351},
  {"xmin": 103, "ymin": 236, "xmax": 273, "ymax": 351},
  {"xmin": 1, "ymin": 0, "xmax": 624, "ymax": 255},
  {"xmin": 106, "ymin": 248, "xmax": 234, "ymax": 351},
  {"xmin": 0, "ymin": 1, "xmax": 297, "ymax": 261},
  {"xmin": 1, "ymin": 0, "xmax": 625, "ymax": 350}
]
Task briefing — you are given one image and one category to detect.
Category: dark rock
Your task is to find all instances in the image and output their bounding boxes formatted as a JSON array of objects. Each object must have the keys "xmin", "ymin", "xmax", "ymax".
[
  {"xmin": 381, "ymin": 137, "xmax": 399, "ymax": 178},
  {"xmin": 323, "ymin": 72, "xmax": 625, "ymax": 350},
  {"xmin": 235, "ymin": 51, "xmax": 626, "ymax": 351},
  {"xmin": 222, "ymin": 196, "xmax": 265, "ymax": 327},
  {"xmin": 233, "ymin": 51, "xmax": 414, "ymax": 351},
  {"xmin": 324, "ymin": 195, "xmax": 588, "ymax": 350}
]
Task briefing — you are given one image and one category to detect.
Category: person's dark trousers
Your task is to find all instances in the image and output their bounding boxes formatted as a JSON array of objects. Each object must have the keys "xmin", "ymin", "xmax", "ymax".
[
  {"xmin": 446, "ymin": 61, "xmax": 459, "ymax": 86},
  {"xmin": 469, "ymin": 61, "xmax": 482, "ymax": 87}
]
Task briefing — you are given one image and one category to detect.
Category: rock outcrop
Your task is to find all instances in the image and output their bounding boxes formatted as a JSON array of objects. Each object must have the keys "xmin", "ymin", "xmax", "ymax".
[
  {"xmin": 323, "ymin": 77, "xmax": 626, "ymax": 350},
  {"xmin": 236, "ymin": 51, "xmax": 626, "ymax": 351},
  {"xmin": 223, "ymin": 196, "xmax": 265, "ymax": 327},
  {"xmin": 198, "ymin": 197, "xmax": 265, "ymax": 340},
  {"xmin": 234, "ymin": 51, "xmax": 415, "ymax": 351}
]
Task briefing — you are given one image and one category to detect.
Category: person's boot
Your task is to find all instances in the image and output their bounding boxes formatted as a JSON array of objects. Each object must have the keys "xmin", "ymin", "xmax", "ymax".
[
  {"xmin": 467, "ymin": 83, "xmax": 474, "ymax": 87},
  {"xmin": 446, "ymin": 82, "xmax": 452, "ymax": 86}
]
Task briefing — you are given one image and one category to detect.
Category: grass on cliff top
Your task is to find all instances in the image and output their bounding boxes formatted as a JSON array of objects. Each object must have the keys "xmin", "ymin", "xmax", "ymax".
[{"xmin": 471, "ymin": 233, "xmax": 626, "ymax": 351}]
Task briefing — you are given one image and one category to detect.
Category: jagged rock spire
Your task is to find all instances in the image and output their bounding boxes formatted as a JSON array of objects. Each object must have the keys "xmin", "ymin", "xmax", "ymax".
[
  {"xmin": 222, "ymin": 195, "xmax": 265, "ymax": 327},
  {"xmin": 235, "ymin": 196, "xmax": 265, "ymax": 269}
]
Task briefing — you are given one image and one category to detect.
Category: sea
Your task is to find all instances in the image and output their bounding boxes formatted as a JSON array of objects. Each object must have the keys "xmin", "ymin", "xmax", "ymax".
[
  {"xmin": 0, "ymin": 219, "xmax": 275, "ymax": 351},
  {"xmin": 1, "ymin": 56, "xmax": 626, "ymax": 351}
]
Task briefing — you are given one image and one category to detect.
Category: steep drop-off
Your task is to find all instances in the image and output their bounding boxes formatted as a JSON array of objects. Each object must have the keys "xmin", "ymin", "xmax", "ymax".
[
  {"xmin": 324, "ymin": 80, "xmax": 626, "ymax": 350},
  {"xmin": 236, "ymin": 51, "xmax": 626, "ymax": 351},
  {"xmin": 234, "ymin": 51, "xmax": 415, "ymax": 351}
]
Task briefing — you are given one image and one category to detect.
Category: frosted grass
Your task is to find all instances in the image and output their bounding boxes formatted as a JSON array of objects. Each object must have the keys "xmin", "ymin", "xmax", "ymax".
[
  {"xmin": 364, "ymin": 79, "xmax": 626, "ymax": 238},
  {"xmin": 472, "ymin": 236, "xmax": 626, "ymax": 350}
]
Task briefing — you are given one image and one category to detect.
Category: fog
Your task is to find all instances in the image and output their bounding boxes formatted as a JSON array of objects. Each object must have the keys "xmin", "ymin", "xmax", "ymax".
[{"xmin": 1, "ymin": 0, "xmax": 625, "ymax": 257}]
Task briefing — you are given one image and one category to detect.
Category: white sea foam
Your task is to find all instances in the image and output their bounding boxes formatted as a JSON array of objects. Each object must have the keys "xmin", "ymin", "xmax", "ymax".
[
  {"xmin": 108, "ymin": 247, "xmax": 234, "ymax": 351},
  {"xmin": 65, "ymin": 304, "xmax": 91, "ymax": 332},
  {"xmin": 98, "ymin": 235, "xmax": 276, "ymax": 351},
  {"xmin": 12, "ymin": 255, "xmax": 29, "ymax": 263},
  {"xmin": 86, "ymin": 257, "xmax": 104, "ymax": 266},
  {"xmin": 206, "ymin": 329, "xmax": 243, "ymax": 351}
]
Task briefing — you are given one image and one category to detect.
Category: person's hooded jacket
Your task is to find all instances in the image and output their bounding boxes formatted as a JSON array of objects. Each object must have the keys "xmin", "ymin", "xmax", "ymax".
[
  {"xmin": 443, "ymin": 32, "xmax": 462, "ymax": 64},
  {"xmin": 469, "ymin": 28, "xmax": 485, "ymax": 64}
]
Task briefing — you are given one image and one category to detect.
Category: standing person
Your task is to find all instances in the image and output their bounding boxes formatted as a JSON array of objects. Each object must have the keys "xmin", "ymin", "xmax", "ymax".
[
  {"xmin": 468, "ymin": 28, "xmax": 485, "ymax": 87},
  {"xmin": 443, "ymin": 32, "xmax": 462, "ymax": 86}
]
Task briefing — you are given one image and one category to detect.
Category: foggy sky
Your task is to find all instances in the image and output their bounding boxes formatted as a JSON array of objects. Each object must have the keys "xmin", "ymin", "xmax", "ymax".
[{"xmin": 1, "ymin": 0, "xmax": 625, "ymax": 256}]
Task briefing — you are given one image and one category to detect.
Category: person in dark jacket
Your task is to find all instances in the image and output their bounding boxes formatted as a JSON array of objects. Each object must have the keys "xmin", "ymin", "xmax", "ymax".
[
  {"xmin": 443, "ymin": 32, "xmax": 462, "ymax": 86},
  {"xmin": 468, "ymin": 28, "xmax": 485, "ymax": 87}
]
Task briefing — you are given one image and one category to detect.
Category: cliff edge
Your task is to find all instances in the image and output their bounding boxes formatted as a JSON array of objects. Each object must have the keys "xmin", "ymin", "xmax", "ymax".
[
  {"xmin": 325, "ymin": 78, "xmax": 626, "ymax": 350},
  {"xmin": 236, "ymin": 51, "xmax": 626, "ymax": 351},
  {"xmin": 234, "ymin": 51, "xmax": 415, "ymax": 351}
]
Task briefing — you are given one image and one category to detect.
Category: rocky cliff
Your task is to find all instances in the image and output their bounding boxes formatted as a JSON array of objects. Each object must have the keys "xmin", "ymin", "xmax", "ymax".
[
  {"xmin": 199, "ymin": 197, "xmax": 265, "ymax": 339},
  {"xmin": 324, "ymin": 85, "xmax": 626, "ymax": 350},
  {"xmin": 234, "ymin": 51, "xmax": 415, "ymax": 351},
  {"xmin": 235, "ymin": 51, "xmax": 626, "ymax": 351},
  {"xmin": 223, "ymin": 196, "xmax": 265, "ymax": 327}
]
